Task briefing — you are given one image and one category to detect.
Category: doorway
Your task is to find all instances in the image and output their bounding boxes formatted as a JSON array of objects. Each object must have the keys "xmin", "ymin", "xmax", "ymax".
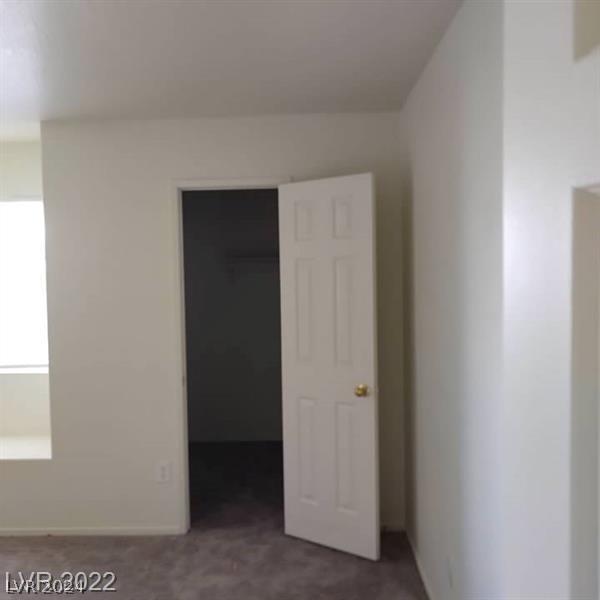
[
  {"xmin": 571, "ymin": 187, "xmax": 600, "ymax": 599},
  {"xmin": 176, "ymin": 173, "xmax": 380, "ymax": 560},
  {"xmin": 181, "ymin": 188, "xmax": 283, "ymax": 528}
]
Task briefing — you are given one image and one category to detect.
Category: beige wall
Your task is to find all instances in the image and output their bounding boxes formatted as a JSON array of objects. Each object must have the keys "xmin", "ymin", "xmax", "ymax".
[{"xmin": 0, "ymin": 113, "xmax": 407, "ymax": 533}]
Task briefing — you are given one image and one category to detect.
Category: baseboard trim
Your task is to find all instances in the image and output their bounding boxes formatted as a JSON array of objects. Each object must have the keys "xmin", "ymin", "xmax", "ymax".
[
  {"xmin": 407, "ymin": 534, "xmax": 436, "ymax": 600},
  {"xmin": 0, "ymin": 525, "xmax": 188, "ymax": 537}
]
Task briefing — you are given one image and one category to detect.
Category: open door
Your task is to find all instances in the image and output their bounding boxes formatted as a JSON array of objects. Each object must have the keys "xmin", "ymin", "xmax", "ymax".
[{"xmin": 278, "ymin": 173, "xmax": 379, "ymax": 560}]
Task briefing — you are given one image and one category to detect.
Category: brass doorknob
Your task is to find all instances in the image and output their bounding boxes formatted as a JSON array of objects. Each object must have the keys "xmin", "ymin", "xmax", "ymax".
[{"xmin": 354, "ymin": 384, "xmax": 369, "ymax": 397}]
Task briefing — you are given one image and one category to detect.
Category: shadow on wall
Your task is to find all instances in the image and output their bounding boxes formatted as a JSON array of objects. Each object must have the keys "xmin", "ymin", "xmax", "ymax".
[
  {"xmin": 571, "ymin": 188, "xmax": 600, "ymax": 599},
  {"xmin": 403, "ymin": 167, "xmax": 416, "ymax": 536},
  {"xmin": 574, "ymin": 0, "xmax": 600, "ymax": 59}
]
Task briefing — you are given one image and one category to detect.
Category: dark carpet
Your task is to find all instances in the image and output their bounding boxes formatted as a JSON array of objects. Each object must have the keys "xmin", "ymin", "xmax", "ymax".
[{"xmin": 1, "ymin": 442, "xmax": 428, "ymax": 599}]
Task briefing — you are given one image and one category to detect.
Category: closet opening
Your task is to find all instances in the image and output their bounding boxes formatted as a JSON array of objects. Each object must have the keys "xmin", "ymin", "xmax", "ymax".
[{"xmin": 181, "ymin": 189, "xmax": 282, "ymax": 529}]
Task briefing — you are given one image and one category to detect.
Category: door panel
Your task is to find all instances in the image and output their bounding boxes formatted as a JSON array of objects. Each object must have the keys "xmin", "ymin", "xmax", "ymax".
[{"xmin": 279, "ymin": 173, "xmax": 379, "ymax": 560}]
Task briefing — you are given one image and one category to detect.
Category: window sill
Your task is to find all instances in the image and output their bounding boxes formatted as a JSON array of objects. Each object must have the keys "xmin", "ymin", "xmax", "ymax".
[
  {"xmin": 0, "ymin": 435, "xmax": 52, "ymax": 460},
  {"xmin": 0, "ymin": 366, "xmax": 49, "ymax": 375}
]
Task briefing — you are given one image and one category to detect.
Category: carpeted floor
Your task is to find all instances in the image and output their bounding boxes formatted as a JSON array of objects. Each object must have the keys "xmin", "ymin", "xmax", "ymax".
[{"xmin": 1, "ymin": 442, "xmax": 428, "ymax": 600}]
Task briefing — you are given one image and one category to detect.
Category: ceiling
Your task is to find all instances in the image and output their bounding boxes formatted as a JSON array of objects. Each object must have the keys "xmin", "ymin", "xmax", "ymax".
[{"xmin": 0, "ymin": 0, "xmax": 460, "ymax": 124}]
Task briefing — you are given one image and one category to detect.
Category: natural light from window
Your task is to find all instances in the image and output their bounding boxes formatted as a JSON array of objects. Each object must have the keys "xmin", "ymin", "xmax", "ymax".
[
  {"xmin": 0, "ymin": 199, "xmax": 51, "ymax": 460},
  {"xmin": 0, "ymin": 201, "xmax": 49, "ymax": 373}
]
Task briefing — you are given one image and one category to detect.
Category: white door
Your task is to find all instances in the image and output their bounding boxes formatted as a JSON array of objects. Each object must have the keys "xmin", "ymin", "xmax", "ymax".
[{"xmin": 278, "ymin": 173, "xmax": 379, "ymax": 560}]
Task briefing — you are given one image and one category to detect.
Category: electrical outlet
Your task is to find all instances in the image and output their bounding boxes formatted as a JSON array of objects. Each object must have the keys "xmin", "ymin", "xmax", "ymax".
[{"xmin": 155, "ymin": 460, "xmax": 172, "ymax": 483}]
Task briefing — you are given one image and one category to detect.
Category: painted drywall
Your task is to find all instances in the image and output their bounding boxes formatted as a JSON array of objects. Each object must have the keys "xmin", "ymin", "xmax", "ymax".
[
  {"xmin": 571, "ymin": 190, "xmax": 600, "ymax": 600},
  {"xmin": 0, "ymin": 141, "xmax": 43, "ymax": 201},
  {"xmin": 0, "ymin": 373, "xmax": 51, "ymax": 437},
  {"xmin": 0, "ymin": 113, "xmax": 406, "ymax": 533},
  {"xmin": 403, "ymin": 0, "xmax": 599, "ymax": 596},
  {"xmin": 402, "ymin": 1, "xmax": 504, "ymax": 598},
  {"xmin": 0, "ymin": 0, "xmax": 461, "ymax": 121},
  {"xmin": 573, "ymin": 47, "xmax": 600, "ymax": 190},
  {"xmin": 183, "ymin": 190, "xmax": 282, "ymax": 442},
  {"xmin": 503, "ymin": 2, "xmax": 599, "ymax": 597}
]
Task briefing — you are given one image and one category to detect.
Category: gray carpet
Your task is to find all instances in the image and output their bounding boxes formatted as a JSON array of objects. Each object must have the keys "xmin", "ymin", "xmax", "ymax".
[{"xmin": 1, "ymin": 443, "xmax": 428, "ymax": 600}]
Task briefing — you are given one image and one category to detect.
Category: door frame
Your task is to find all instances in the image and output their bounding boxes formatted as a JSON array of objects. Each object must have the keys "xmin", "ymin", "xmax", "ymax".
[{"xmin": 172, "ymin": 176, "xmax": 290, "ymax": 532}]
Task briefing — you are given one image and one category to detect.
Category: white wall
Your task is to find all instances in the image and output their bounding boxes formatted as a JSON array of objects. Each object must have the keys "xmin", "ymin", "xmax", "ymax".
[
  {"xmin": 0, "ymin": 113, "xmax": 407, "ymax": 533},
  {"xmin": 404, "ymin": 0, "xmax": 600, "ymax": 597},
  {"xmin": 503, "ymin": 2, "xmax": 599, "ymax": 597},
  {"xmin": 402, "ymin": 1, "xmax": 504, "ymax": 598}
]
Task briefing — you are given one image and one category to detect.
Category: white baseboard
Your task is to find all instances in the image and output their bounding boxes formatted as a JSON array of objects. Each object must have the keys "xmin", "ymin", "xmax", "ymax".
[
  {"xmin": 0, "ymin": 524, "xmax": 188, "ymax": 537},
  {"xmin": 407, "ymin": 534, "xmax": 435, "ymax": 600}
]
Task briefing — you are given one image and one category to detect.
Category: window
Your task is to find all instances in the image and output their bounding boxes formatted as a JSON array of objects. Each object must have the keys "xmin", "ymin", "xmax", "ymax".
[{"xmin": 0, "ymin": 201, "xmax": 49, "ymax": 373}]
